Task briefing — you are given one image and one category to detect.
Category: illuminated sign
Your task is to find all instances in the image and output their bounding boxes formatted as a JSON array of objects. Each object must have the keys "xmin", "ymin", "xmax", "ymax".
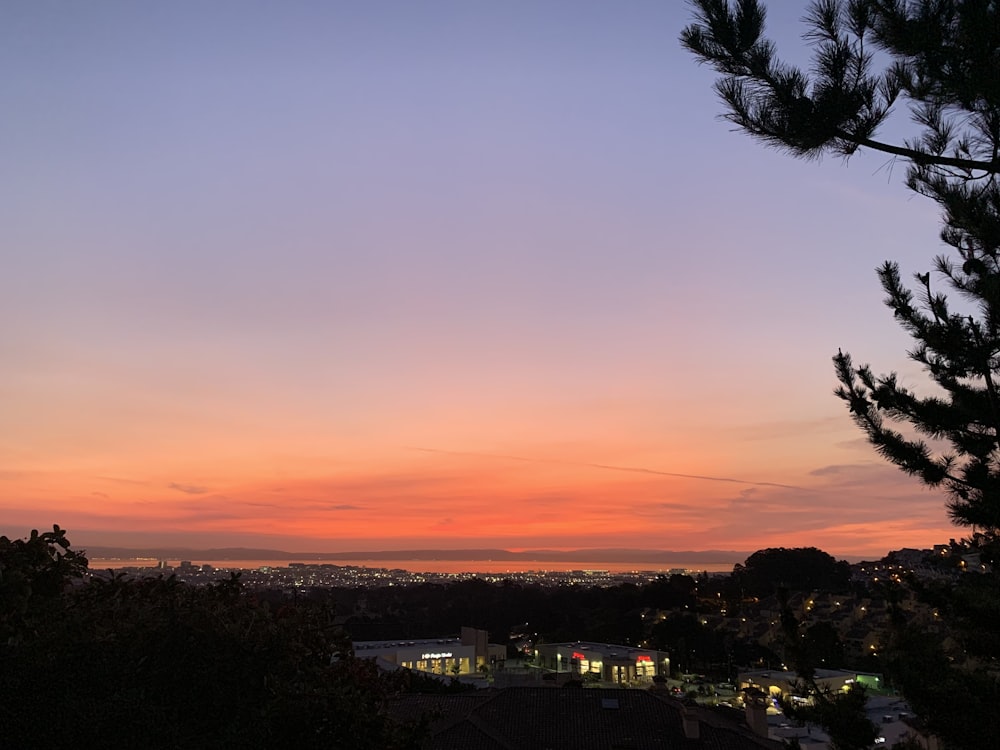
[
  {"xmin": 420, "ymin": 652, "xmax": 453, "ymax": 659},
  {"xmin": 572, "ymin": 652, "xmax": 586, "ymax": 660},
  {"xmin": 636, "ymin": 655, "xmax": 652, "ymax": 662}
]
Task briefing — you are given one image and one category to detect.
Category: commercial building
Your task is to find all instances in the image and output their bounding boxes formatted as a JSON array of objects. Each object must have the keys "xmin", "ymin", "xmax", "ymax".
[
  {"xmin": 534, "ymin": 641, "xmax": 669, "ymax": 683},
  {"xmin": 738, "ymin": 668, "xmax": 883, "ymax": 703},
  {"xmin": 353, "ymin": 627, "xmax": 502, "ymax": 676}
]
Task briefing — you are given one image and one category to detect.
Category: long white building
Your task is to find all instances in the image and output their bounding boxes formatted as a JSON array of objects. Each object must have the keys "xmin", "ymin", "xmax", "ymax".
[
  {"xmin": 535, "ymin": 641, "xmax": 670, "ymax": 683},
  {"xmin": 352, "ymin": 626, "xmax": 503, "ymax": 676}
]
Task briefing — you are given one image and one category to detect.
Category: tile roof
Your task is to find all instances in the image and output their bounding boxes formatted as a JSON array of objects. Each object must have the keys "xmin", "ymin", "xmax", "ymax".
[{"xmin": 389, "ymin": 687, "xmax": 784, "ymax": 750}]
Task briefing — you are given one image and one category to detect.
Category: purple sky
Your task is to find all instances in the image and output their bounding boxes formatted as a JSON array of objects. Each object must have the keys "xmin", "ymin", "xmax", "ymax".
[{"xmin": 1, "ymin": 2, "xmax": 954, "ymax": 557}]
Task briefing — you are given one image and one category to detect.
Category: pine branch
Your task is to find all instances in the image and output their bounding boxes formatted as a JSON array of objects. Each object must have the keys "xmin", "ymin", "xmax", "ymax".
[{"xmin": 838, "ymin": 130, "xmax": 1000, "ymax": 173}]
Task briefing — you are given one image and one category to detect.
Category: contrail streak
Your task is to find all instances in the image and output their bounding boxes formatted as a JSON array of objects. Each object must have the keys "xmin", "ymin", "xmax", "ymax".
[{"xmin": 405, "ymin": 447, "xmax": 809, "ymax": 491}]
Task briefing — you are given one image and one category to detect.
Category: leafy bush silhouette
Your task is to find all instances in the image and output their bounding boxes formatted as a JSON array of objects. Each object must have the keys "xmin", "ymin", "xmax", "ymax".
[{"xmin": 0, "ymin": 527, "xmax": 425, "ymax": 749}]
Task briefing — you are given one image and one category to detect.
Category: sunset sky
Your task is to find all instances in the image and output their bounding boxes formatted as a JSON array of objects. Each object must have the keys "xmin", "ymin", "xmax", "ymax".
[{"xmin": 2, "ymin": 1, "xmax": 957, "ymax": 558}]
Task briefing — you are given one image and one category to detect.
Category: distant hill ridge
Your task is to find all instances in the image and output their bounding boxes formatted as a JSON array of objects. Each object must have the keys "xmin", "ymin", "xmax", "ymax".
[{"xmin": 84, "ymin": 546, "xmax": 750, "ymax": 563}]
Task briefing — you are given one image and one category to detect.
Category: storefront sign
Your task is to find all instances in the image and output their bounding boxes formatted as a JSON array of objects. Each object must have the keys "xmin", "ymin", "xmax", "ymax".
[{"xmin": 421, "ymin": 652, "xmax": 453, "ymax": 659}]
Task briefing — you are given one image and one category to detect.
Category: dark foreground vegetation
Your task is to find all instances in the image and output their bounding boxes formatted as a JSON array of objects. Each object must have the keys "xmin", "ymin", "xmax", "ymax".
[
  {"xmin": 0, "ymin": 526, "xmax": 452, "ymax": 750},
  {"xmin": 6, "ymin": 524, "xmax": 996, "ymax": 749}
]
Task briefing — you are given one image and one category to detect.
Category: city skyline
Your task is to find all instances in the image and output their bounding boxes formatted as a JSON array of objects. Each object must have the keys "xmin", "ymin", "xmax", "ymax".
[{"xmin": 2, "ymin": 1, "xmax": 953, "ymax": 558}]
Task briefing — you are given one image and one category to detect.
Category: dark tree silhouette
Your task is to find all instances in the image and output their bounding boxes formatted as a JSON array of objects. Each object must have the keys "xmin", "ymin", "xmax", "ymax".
[
  {"xmin": 0, "ymin": 524, "xmax": 88, "ymax": 644},
  {"xmin": 803, "ymin": 621, "xmax": 847, "ymax": 669},
  {"xmin": 734, "ymin": 547, "xmax": 851, "ymax": 597},
  {"xmin": 683, "ymin": 1, "xmax": 1000, "ymax": 547},
  {"xmin": 0, "ymin": 527, "xmax": 426, "ymax": 749},
  {"xmin": 683, "ymin": 3, "xmax": 1000, "ymax": 748},
  {"xmin": 776, "ymin": 588, "xmax": 879, "ymax": 750}
]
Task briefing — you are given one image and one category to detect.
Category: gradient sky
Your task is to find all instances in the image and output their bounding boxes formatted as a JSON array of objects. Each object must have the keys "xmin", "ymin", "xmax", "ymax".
[{"xmin": 2, "ymin": 1, "xmax": 958, "ymax": 557}]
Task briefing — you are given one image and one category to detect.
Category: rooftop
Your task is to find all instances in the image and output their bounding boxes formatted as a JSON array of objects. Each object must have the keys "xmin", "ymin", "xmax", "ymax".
[
  {"xmin": 389, "ymin": 687, "xmax": 784, "ymax": 750},
  {"xmin": 353, "ymin": 637, "xmax": 461, "ymax": 651}
]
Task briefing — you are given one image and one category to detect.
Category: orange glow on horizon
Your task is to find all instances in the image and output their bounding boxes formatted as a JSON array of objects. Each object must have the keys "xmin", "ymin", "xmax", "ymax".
[{"xmin": 2, "ymin": 437, "xmax": 957, "ymax": 559}]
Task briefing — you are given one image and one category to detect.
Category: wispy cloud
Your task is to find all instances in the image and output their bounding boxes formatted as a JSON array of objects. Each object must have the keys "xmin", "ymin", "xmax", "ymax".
[
  {"xmin": 833, "ymin": 437, "xmax": 873, "ymax": 451},
  {"xmin": 96, "ymin": 476, "xmax": 150, "ymax": 486},
  {"xmin": 168, "ymin": 482, "xmax": 210, "ymax": 495},
  {"xmin": 810, "ymin": 463, "xmax": 881, "ymax": 477},
  {"xmin": 407, "ymin": 447, "xmax": 810, "ymax": 491},
  {"xmin": 729, "ymin": 416, "xmax": 845, "ymax": 442},
  {"xmin": 808, "ymin": 462, "xmax": 921, "ymax": 492}
]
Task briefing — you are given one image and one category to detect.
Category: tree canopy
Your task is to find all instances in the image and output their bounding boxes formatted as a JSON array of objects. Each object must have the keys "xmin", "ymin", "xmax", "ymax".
[
  {"xmin": 734, "ymin": 546, "xmax": 851, "ymax": 596},
  {"xmin": 683, "ymin": 3, "xmax": 1000, "ymax": 748},
  {"xmin": 0, "ymin": 527, "xmax": 426, "ymax": 750},
  {"xmin": 683, "ymin": 1, "xmax": 1000, "ymax": 552}
]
